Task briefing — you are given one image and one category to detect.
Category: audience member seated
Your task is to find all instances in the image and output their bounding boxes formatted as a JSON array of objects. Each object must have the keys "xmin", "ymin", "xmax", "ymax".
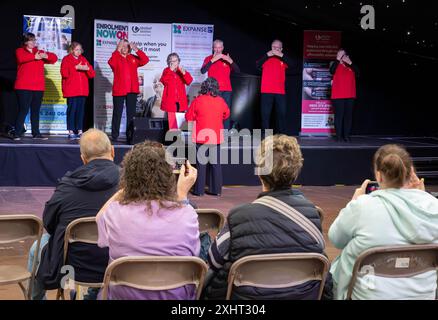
[
  {"xmin": 27, "ymin": 129, "xmax": 119, "ymax": 299},
  {"xmin": 329, "ymin": 144, "xmax": 438, "ymax": 300},
  {"xmin": 203, "ymin": 134, "xmax": 331, "ymax": 300},
  {"xmin": 96, "ymin": 141, "xmax": 200, "ymax": 300}
]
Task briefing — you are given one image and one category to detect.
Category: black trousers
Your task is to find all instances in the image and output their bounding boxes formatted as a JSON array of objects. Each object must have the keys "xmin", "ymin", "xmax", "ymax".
[
  {"xmin": 112, "ymin": 93, "xmax": 137, "ymax": 139},
  {"xmin": 261, "ymin": 93, "xmax": 287, "ymax": 134},
  {"xmin": 332, "ymin": 98, "xmax": 354, "ymax": 140},
  {"xmin": 220, "ymin": 91, "xmax": 232, "ymax": 130},
  {"xmin": 194, "ymin": 144, "xmax": 223, "ymax": 195},
  {"xmin": 15, "ymin": 90, "xmax": 44, "ymax": 136}
]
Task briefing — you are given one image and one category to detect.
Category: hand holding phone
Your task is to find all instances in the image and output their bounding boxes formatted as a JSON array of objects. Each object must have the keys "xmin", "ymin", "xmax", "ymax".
[
  {"xmin": 172, "ymin": 157, "xmax": 187, "ymax": 174},
  {"xmin": 365, "ymin": 181, "xmax": 380, "ymax": 194}
]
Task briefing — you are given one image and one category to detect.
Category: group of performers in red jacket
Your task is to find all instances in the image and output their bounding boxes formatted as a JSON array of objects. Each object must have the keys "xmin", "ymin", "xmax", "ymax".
[
  {"xmin": 11, "ymin": 32, "xmax": 358, "ymax": 143},
  {"xmin": 11, "ymin": 31, "xmax": 358, "ymax": 196}
]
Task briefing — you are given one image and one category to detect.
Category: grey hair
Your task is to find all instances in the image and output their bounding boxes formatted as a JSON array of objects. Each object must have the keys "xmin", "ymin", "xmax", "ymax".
[
  {"xmin": 167, "ymin": 52, "xmax": 180, "ymax": 66},
  {"xmin": 213, "ymin": 39, "xmax": 224, "ymax": 46}
]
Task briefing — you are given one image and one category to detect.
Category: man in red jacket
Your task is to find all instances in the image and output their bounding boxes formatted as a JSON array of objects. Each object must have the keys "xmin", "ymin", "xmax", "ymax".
[
  {"xmin": 160, "ymin": 53, "xmax": 193, "ymax": 130},
  {"xmin": 108, "ymin": 40, "xmax": 149, "ymax": 141},
  {"xmin": 256, "ymin": 39, "xmax": 295, "ymax": 135},
  {"xmin": 61, "ymin": 42, "xmax": 95, "ymax": 139},
  {"xmin": 14, "ymin": 32, "xmax": 57, "ymax": 140},
  {"xmin": 201, "ymin": 39, "xmax": 239, "ymax": 130},
  {"xmin": 329, "ymin": 49, "xmax": 359, "ymax": 142}
]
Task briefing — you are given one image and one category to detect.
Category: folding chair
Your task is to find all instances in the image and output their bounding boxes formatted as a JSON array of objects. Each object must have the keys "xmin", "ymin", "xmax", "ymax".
[
  {"xmin": 346, "ymin": 244, "xmax": 438, "ymax": 300},
  {"xmin": 315, "ymin": 206, "xmax": 325, "ymax": 224},
  {"xmin": 0, "ymin": 215, "xmax": 43, "ymax": 300},
  {"xmin": 56, "ymin": 217, "xmax": 102, "ymax": 300},
  {"xmin": 101, "ymin": 256, "xmax": 208, "ymax": 300},
  {"xmin": 195, "ymin": 209, "xmax": 225, "ymax": 233},
  {"xmin": 226, "ymin": 253, "xmax": 330, "ymax": 300}
]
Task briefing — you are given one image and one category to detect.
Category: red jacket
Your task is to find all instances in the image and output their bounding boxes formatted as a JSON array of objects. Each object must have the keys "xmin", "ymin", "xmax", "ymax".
[
  {"xmin": 185, "ymin": 94, "xmax": 230, "ymax": 144},
  {"xmin": 202, "ymin": 55, "xmax": 232, "ymax": 91},
  {"xmin": 61, "ymin": 54, "xmax": 95, "ymax": 97},
  {"xmin": 331, "ymin": 63, "xmax": 356, "ymax": 99},
  {"xmin": 108, "ymin": 50, "xmax": 149, "ymax": 96},
  {"xmin": 15, "ymin": 47, "xmax": 58, "ymax": 91},
  {"xmin": 160, "ymin": 67, "xmax": 193, "ymax": 112},
  {"xmin": 261, "ymin": 56, "xmax": 288, "ymax": 94}
]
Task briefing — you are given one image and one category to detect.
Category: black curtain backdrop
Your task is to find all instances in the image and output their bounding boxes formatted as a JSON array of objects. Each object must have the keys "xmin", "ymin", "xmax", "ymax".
[{"xmin": 1, "ymin": 0, "xmax": 437, "ymax": 137}]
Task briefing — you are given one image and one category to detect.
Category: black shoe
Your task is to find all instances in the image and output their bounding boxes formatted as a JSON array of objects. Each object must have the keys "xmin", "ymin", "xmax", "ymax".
[
  {"xmin": 12, "ymin": 135, "xmax": 21, "ymax": 141},
  {"xmin": 343, "ymin": 136, "xmax": 351, "ymax": 142},
  {"xmin": 205, "ymin": 191, "xmax": 221, "ymax": 196},
  {"xmin": 190, "ymin": 191, "xmax": 203, "ymax": 196},
  {"xmin": 33, "ymin": 134, "xmax": 48, "ymax": 140}
]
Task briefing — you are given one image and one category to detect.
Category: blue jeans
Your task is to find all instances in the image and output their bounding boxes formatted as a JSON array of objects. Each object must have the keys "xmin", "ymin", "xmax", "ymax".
[
  {"xmin": 28, "ymin": 233, "xmax": 50, "ymax": 300},
  {"xmin": 28, "ymin": 233, "xmax": 100, "ymax": 300}
]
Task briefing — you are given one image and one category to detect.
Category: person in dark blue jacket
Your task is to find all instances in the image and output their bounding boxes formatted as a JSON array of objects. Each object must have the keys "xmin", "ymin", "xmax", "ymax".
[
  {"xmin": 27, "ymin": 129, "xmax": 119, "ymax": 299},
  {"xmin": 203, "ymin": 134, "xmax": 332, "ymax": 300}
]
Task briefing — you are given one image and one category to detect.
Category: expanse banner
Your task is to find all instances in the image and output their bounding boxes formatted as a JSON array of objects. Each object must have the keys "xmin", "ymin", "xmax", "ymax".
[
  {"xmin": 23, "ymin": 15, "xmax": 72, "ymax": 133},
  {"xmin": 301, "ymin": 30, "xmax": 341, "ymax": 135}
]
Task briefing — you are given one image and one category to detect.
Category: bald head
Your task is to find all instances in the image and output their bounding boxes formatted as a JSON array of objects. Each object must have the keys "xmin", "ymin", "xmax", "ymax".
[
  {"xmin": 79, "ymin": 129, "xmax": 114, "ymax": 163},
  {"xmin": 271, "ymin": 39, "xmax": 283, "ymax": 51}
]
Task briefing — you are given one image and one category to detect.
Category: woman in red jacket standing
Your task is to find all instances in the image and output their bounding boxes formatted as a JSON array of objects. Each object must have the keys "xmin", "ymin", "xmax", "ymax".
[
  {"xmin": 185, "ymin": 77, "xmax": 230, "ymax": 196},
  {"xmin": 61, "ymin": 42, "xmax": 95, "ymax": 139},
  {"xmin": 13, "ymin": 32, "xmax": 57, "ymax": 140},
  {"xmin": 330, "ymin": 49, "xmax": 359, "ymax": 142},
  {"xmin": 160, "ymin": 53, "xmax": 193, "ymax": 129},
  {"xmin": 108, "ymin": 39, "xmax": 149, "ymax": 141}
]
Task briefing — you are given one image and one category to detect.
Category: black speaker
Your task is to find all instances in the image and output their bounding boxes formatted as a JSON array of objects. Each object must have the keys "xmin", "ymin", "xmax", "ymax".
[{"xmin": 126, "ymin": 117, "xmax": 168, "ymax": 145}]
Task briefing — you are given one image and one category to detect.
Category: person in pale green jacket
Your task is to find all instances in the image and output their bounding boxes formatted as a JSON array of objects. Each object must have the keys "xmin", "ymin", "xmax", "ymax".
[{"xmin": 329, "ymin": 144, "xmax": 438, "ymax": 300}]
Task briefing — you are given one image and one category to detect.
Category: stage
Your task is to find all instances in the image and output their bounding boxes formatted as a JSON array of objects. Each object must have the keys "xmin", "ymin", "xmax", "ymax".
[{"xmin": 1, "ymin": 135, "xmax": 438, "ymax": 187}]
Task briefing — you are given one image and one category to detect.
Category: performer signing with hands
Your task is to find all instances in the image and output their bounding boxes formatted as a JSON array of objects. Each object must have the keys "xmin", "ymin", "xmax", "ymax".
[
  {"xmin": 329, "ymin": 49, "xmax": 359, "ymax": 142},
  {"xmin": 61, "ymin": 42, "xmax": 95, "ymax": 140},
  {"xmin": 256, "ymin": 39, "xmax": 295, "ymax": 135},
  {"xmin": 160, "ymin": 53, "xmax": 193, "ymax": 130},
  {"xmin": 13, "ymin": 32, "xmax": 58, "ymax": 140},
  {"xmin": 108, "ymin": 39, "xmax": 149, "ymax": 141},
  {"xmin": 201, "ymin": 39, "xmax": 239, "ymax": 130}
]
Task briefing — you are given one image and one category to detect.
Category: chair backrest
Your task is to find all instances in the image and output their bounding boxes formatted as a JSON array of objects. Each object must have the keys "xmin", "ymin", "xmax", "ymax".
[
  {"xmin": 346, "ymin": 244, "xmax": 438, "ymax": 300},
  {"xmin": 101, "ymin": 256, "xmax": 208, "ymax": 300},
  {"xmin": 226, "ymin": 253, "xmax": 330, "ymax": 300},
  {"xmin": 63, "ymin": 217, "xmax": 99, "ymax": 264},
  {"xmin": 0, "ymin": 214, "xmax": 43, "ymax": 299},
  {"xmin": 315, "ymin": 206, "xmax": 325, "ymax": 224},
  {"xmin": 195, "ymin": 209, "xmax": 225, "ymax": 233},
  {"xmin": 0, "ymin": 215, "xmax": 43, "ymax": 245}
]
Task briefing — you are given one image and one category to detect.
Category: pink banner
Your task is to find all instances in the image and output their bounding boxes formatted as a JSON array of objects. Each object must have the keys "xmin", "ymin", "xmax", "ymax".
[{"xmin": 301, "ymin": 30, "xmax": 341, "ymax": 135}]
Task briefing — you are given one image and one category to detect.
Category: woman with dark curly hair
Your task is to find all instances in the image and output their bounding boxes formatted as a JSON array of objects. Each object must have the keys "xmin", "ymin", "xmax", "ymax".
[
  {"xmin": 185, "ymin": 77, "xmax": 230, "ymax": 196},
  {"xmin": 96, "ymin": 141, "xmax": 199, "ymax": 300}
]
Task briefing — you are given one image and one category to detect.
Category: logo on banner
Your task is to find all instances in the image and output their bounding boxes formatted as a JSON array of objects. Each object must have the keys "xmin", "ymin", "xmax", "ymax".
[
  {"xmin": 315, "ymin": 34, "xmax": 331, "ymax": 41},
  {"xmin": 96, "ymin": 39, "xmax": 102, "ymax": 47},
  {"xmin": 132, "ymin": 25, "xmax": 140, "ymax": 33},
  {"xmin": 208, "ymin": 26, "xmax": 213, "ymax": 33},
  {"xmin": 173, "ymin": 25, "xmax": 182, "ymax": 34}
]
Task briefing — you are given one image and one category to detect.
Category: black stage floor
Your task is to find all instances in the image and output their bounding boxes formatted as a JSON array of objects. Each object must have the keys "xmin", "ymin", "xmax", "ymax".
[{"xmin": 1, "ymin": 135, "xmax": 438, "ymax": 186}]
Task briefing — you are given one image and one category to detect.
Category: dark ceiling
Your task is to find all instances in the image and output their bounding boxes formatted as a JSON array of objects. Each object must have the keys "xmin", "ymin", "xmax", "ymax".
[{"xmin": 201, "ymin": 0, "xmax": 438, "ymax": 61}]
